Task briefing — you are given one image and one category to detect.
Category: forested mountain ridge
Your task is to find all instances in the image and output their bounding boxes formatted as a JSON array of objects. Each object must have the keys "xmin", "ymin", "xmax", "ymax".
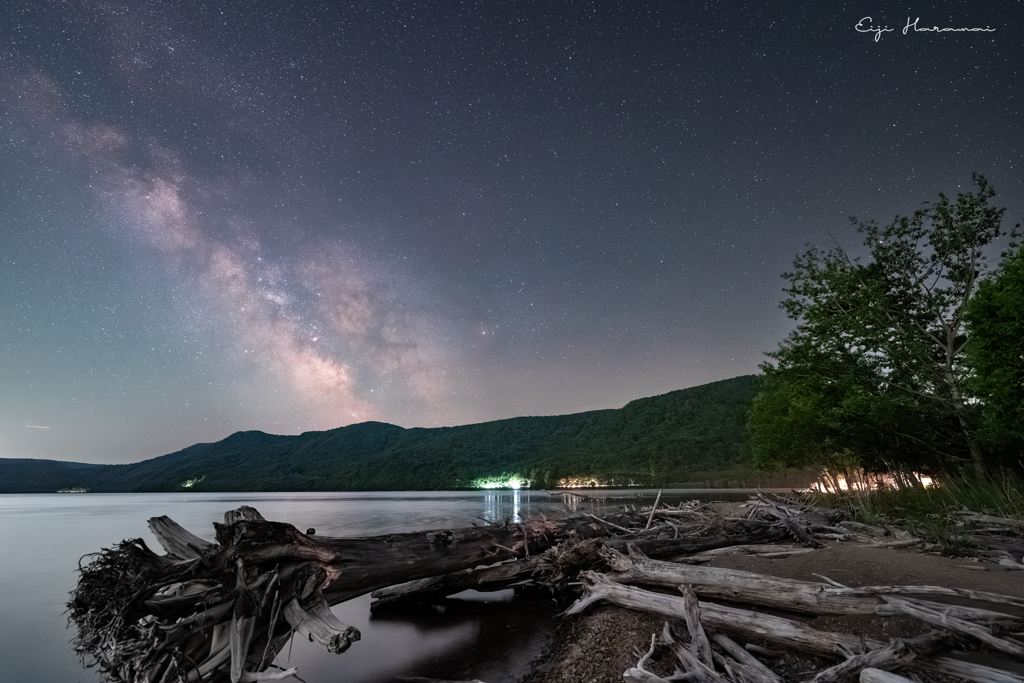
[{"xmin": 0, "ymin": 375, "xmax": 761, "ymax": 492}]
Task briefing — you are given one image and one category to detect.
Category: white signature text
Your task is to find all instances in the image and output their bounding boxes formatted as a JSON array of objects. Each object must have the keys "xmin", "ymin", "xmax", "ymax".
[{"xmin": 856, "ymin": 17, "xmax": 996, "ymax": 42}]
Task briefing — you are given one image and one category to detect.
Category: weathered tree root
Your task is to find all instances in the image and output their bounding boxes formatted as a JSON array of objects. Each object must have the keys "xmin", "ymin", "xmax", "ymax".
[
  {"xmin": 69, "ymin": 506, "xmax": 597, "ymax": 683},
  {"xmin": 69, "ymin": 538, "xmax": 180, "ymax": 683}
]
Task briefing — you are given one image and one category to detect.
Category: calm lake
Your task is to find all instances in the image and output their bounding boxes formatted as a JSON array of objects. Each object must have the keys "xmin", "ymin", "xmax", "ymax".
[{"xmin": 0, "ymin": 489, "xmax": 754, "ymax": 683}]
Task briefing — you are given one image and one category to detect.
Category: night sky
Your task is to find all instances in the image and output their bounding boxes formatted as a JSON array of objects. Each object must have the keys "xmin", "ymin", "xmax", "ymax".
[{"xmin": 2, "ymin": 1, "xmax": 1021, "ymax": 464}]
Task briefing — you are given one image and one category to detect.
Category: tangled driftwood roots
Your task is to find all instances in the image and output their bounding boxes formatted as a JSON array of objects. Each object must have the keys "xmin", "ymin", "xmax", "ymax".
[
  {"xmin": 68, "ymin": 505, "xmax": 604, "ymax": 682},
  {"xmin": 68, "ymin": 495, "xmax": 1024, "ymax": 683}
]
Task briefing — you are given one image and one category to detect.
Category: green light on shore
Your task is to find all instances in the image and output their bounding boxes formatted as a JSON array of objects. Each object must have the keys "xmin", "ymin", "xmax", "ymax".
[{"xmin": 472, "ymin": 474, "xmax": 528, "ymax": 489}]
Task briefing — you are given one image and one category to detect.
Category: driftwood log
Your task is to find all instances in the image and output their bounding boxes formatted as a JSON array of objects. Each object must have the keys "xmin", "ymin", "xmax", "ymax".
[
  {"xmin": 69, "ymin": 506, "xmax": 593, "ymax": 682},
  {"xmin": 69, "ymin": 495, "xmax": 1024, "ymax": 683},
  {"xmin": 570, "ymin": 572, "xmax": 1024, "ymax": 683},
  {"xmin": 68, "ymin": 504, "xmax": 788, "ymax": 682},
  {"xmin": 368, "ymin": 517, "xmax": 788, "ymax": 610},
  {"xmin": 602, "ymin": 543, "xmax": 1024, "ymax": 623}
]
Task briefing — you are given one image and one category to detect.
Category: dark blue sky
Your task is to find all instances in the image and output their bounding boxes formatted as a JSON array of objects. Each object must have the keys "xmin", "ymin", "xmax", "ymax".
[{"xmin": 2, "ymin": 1, "xmax": 1021, "ymax": 463}]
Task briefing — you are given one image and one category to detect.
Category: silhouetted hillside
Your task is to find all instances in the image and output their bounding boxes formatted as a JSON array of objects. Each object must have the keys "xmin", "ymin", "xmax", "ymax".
[
  {"xmin": 0, "ymin": 375, "xmax": 763, "ymax": 492},
  {"xmin": 0, "ymin": 458, "xmax": 112, "ymax": 493}
]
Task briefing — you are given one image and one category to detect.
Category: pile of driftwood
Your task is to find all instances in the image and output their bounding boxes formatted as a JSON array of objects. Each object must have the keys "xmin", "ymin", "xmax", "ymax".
[
  {"xmin": 943, "ymin": 509, "xmax": 1024, "ymax": 567},
  {"xmin": 68, "ymin": 493, "xmax": 1024, "ymax": 683}
]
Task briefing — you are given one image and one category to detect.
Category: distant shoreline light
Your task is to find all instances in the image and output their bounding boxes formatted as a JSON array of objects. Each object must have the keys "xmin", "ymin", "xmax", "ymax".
[
  {"xmin": 471, "ymin": 474, "xmax": 642, "ymax": 489},
  {"xmin": 472, "ymin": 474, "xmax": 526, "ymax": 490}
]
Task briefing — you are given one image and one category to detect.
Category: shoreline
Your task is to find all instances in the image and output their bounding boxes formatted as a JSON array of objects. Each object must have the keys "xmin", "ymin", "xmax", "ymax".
[
  {"xmin": 519, "ymin": 541, "xmax": 1024, "ymax": 682},
  {"xmin": 52, "ymin": 492, "xmax": 1024, "ymax": 682},
  {"xmin": 513, "ymin": 497, "xmax": 1024, "ymax": 683}
]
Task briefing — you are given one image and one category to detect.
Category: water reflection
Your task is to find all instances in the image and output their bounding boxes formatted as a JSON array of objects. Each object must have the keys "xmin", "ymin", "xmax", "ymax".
[
  {"xmin": 479, "ymin": 487, "xmax": 767, "ymax": 523},
  {"xmin": 479, "ymin": 488, "xmax": 766, "ymax": 523},
  {"xmin": 557, "ymin": 491, "xmax": 588, "ymax": 512},
  {"xmin": 482, "ymin": 488, "xmax": 530, "ymax": 522}
]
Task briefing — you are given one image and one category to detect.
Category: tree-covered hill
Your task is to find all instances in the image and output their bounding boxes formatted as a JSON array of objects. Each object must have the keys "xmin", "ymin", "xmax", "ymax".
[
  {"xmin": 0, "ymin": 375, "xmax": 763, "ymax": 492},
  {"xmin": 0, "ymin": 458, "xmax": 112, "ymax": 493}
]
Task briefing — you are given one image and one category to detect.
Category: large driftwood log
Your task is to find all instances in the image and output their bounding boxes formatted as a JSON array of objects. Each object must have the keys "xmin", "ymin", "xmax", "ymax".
[
  {"xmin": 958, "ymin": 513, "xmax": 1024, "ymax": 528},
  {"xmin": 370, "ymin": 524, "xmax": 791, "ymax": 608},
  {"xmin": 566, "ymin": 572, "xmax": 882, "ymax": 657},
  {"xmin": 678, "ymin": 585, "xmax": 713, "ymax": 668},
  {"xmin": 876, "ymin": 597, "xmax": 1024, "ymax": 658},
  {"xmin": 603, "ymin": 545, "xmax": 876, "ymax": 615},
  {"xmin": 370, "ymin": 557, "xmax": 541, "ymax": 607},
  {"xmin": 69, "ymin": 507, "xmax": 600, "ymax": 683},
  {"xmin": 567, "ymin": 572, "xmax": 1024, "ymax": 683},
  {"xmin": 689, "ymin": 544, "xmax": 800, "ymax": 556},
  {"xmin": 69, "ymin": 503, "xmax": 803, "ymax": 683},
  {"xmin": 601, "ymin": 545, "xmax": 1024, "ymax": 624},
  {"xmin": 71, "ymin": 495, "xmax": 1024, "ymax": 683},
  {"xmin": 204, "ymin": 508, "xmax": 589, "ymax": 604},
  {"xmin": 606, "ymin": 524, "xmax": 791, "ymax": 559},
  {"xmin": 600, "ymin": 548, "xmax": 1024, "ymax": 660}
]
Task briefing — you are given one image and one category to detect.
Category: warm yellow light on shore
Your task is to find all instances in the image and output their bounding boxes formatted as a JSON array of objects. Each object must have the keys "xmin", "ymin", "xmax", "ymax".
[{"xmin": 806, "ymin": 471, "xmax": 935, "ymax": 493}]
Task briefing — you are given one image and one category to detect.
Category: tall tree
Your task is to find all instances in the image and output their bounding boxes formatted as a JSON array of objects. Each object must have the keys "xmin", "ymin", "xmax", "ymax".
[
  {"xmin": 965, "ymin": 241, "xmax": 1024, "ymax": 453},
  {"xmin": 753, "ymin": 175, "xmax": 1010, "ymax": 474}
]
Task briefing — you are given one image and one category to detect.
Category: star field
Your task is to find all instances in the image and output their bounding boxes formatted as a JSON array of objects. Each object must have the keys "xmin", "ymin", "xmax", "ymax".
[{"xmin": 2, "ymin": 1, "xmax": 1022, "ymax": 463}]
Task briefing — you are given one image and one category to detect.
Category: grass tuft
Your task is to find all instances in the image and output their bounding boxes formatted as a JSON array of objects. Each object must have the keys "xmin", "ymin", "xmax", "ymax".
[{"xmin": 803, "ymin": 472, "xmax": 1024, "ymax": 555}]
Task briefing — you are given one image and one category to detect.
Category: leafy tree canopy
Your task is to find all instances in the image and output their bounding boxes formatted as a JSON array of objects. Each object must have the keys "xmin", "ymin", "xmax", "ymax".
[
  {"xmin": 965, "ymin": 241, "xmax": 1024, "ymax": 451},
  {"xmin": 751, "ymin": 175, "xmax": 1013, "ymax": 475}
]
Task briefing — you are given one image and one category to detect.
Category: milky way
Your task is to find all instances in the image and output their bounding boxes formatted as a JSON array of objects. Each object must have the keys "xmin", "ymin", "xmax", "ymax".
[{"xmin": 2, "ymin": 1, "xmax": 1021, "ymax": 462}]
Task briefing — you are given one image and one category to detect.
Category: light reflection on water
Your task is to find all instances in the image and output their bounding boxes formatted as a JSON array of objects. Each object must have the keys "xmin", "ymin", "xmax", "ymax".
[
  {"xmin": 483, "ymin": 487, "xmax": 527, "ymax": 522},
  {"xmin": 0, "ymin": 489, "xmax": 761, "ymax": 683}
]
